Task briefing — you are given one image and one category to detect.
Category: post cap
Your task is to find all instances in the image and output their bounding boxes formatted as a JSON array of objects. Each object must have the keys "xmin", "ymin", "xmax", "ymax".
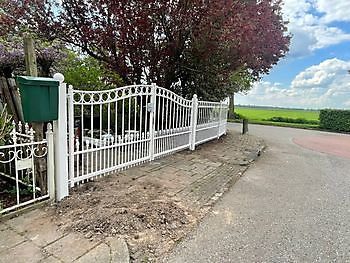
[{"xmin": 53, "ymin": 73, "xmax": 65, "ymax": 83}]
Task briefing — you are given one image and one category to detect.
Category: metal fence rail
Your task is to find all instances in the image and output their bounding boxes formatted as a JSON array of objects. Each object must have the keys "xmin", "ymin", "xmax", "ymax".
[{"xmin": 67, "ymin": 83, "xmax": 228, "ymax": 187}]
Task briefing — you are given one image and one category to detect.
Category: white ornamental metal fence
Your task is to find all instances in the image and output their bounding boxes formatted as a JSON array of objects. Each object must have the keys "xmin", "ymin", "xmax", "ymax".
[
  {"xmin": 65, "ymin": 82, "xmax": 228, "ymax": 187},
  {"xmin": 0, "ymin": 122, "xmax": 54, "ymax": 214}
]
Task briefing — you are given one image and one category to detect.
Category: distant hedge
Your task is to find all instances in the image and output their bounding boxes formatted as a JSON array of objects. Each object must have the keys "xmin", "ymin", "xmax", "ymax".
[
  {"xmin": 319, "ymin": 109, "xmax": 350, "ymax": 132},
  {"xmin": 265, "ymin": 117, "xmax": 319, "ymax": 125}
]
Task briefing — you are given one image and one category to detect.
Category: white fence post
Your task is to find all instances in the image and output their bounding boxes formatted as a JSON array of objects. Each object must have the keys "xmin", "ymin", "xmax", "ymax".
[
  {"xmin": 46, "ymin": 123, "xmax": 55, "ymax": 201},
  {"xmin": 217, "ymin": 101, "xmax": 223, "ymax": 139},
  {"xmin": 53, "ymin": 73, "xmax": 69, "ymax": 201},
  {"xmin": 148, "ymin": 83, "xmax": 157, "ymax": 160},
  {"xmin": 189, "ymin": 94, "xmax": 198, "ymax": 151}
]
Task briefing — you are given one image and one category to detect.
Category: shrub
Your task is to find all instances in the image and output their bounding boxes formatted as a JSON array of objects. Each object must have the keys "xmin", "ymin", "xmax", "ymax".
[
  {"xmin": 232, "ymin": 111, "xmax": 244, "ymax": 120},
  {"xmin": 319, "ymin": 109, "xmax": 350, "ymax": 132},
  {"xmin": 264, "ymin": 116, "xmax": 319, "ymax": 125}
]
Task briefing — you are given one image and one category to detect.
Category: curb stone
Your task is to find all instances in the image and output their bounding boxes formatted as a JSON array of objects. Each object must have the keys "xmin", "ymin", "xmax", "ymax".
[{"xmin": 105, "ymin": 237, "xmax": 130, "ymax": 263}]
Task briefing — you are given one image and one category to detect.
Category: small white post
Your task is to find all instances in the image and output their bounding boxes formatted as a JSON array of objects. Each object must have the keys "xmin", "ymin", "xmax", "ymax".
[
  {"xmin": 53, "ymin": 73, "xmax": 69, "ymax": 201},
  {"xmin": 46, "ymin": 123, "xmax": 55, "ymax": 201},
  {"xmin": 217, "ymin": 101, "xmax": 223, "ymax": 139},
  {"xmin": 148, "ymin": 83, "xmax": 157, "ymax": 160},
  {"xmin": 189, "ymin": 94, "xmax": 198, "ymax": 151}
]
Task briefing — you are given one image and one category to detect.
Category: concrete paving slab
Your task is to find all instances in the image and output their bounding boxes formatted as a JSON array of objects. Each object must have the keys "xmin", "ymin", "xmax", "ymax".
[
  {"xmin": 6, "ymin": 209, "xmax": 49, "ymax": 234},
  {"xmin": 0, "ymin": 223, "xmax": 8, "ymax": 231},
  {"xmin": 0, "ymin": 241, "xmax": 46, "ymax": 263},
  {"xmin": 0, "ymin": 228, "xmax": 26, "ymax": 253},
  {"xmin": 22, "ymin": 217, "xmax": 65, "ymax": 247},
  {"xmin": 44, "ymin": 233, "xmax": 99, "ymax": 262},
  {"xmin": 74, "ymin": 243, "xmax": 110, "ymax": 263},
  {"xmin": 106, "ymin": 237, "xmax": 130, "ymax": 263},
  {"xmin": 39, "ymin": 255, "xmax": 62, "ymax": 263}
]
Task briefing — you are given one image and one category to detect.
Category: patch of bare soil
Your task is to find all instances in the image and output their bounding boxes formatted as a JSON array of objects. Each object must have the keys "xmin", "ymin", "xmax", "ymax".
[{"xmin": 55, "ymin": 178, "xmax": 201, "ymax": 262}]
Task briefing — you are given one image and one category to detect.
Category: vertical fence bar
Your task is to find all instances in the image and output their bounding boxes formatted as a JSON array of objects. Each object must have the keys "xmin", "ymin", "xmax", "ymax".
[
  {"xmin": 149, "ymin": 84, "xmax": 157, "ymax": 160},
  {"xmin": 68, "ymin": 85, "xmax": 75, "ymax": 187},
  {"xmin": 53, "ymin": 73, "xmax": 69, "ymax": 201},
  {"xmin": 189, "ymin": 94, "xmax": 198, "ymax": 151}
]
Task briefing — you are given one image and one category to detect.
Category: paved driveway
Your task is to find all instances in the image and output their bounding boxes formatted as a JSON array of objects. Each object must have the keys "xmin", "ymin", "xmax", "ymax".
[{"xmin": 166, "ymin": 124, "xmax": 350, "ymax": 262}]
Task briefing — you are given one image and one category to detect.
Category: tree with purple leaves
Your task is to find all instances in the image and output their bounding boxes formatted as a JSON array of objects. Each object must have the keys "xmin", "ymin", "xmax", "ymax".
[
  {"xmin": 1, "ymin": 0, "xmax": 290, "ymax": 100},
  {"xmin": 0, "ymin": 35, "xmax": 66, "ymax": 78}
]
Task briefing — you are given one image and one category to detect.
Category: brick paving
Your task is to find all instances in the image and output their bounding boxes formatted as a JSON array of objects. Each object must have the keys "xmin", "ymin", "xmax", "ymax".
[{"xmin": 123, "ymin": 129, "xmax": 264, "ymax": 208}]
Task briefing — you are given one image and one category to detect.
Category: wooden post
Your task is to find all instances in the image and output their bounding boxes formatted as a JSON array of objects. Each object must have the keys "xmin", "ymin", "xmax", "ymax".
[
  {"xmin": 23, "ymin": 35, "xmax": 47, "ymax": 192},
  {"xmin": 0, "ymin": 78, "xmax": 20, "ymax": 122},
  {"xmin": 23, "ymin": 35, "xmax": 43, "ymax": 140},
  {"xmin": 242, "ymin": 118, "xmax": 248, "ymax": 134},
  {"xmin": 24, "ymin": 35, "xmax": 38, "ymax": 77},
  {"xmin": 7, "ymin": 78, "xmax": 24, "ymax": 122}
]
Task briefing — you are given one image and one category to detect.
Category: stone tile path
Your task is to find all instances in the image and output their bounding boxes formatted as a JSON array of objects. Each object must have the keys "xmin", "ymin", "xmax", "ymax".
[{"xmin": 0, "ymin": 209, "xmax": 129, "ymax": 263}]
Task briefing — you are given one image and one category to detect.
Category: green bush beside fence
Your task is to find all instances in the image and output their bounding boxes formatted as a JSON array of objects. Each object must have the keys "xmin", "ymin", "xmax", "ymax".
[{"xmin": 319, "ymin": 109, "xmax": 350, "ymax": 132}]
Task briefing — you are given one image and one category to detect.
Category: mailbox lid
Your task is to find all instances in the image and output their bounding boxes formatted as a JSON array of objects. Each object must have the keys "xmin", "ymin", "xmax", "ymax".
[{"xmin": 16, "ymin": 76, "xmax": 59, "ymax": 87}]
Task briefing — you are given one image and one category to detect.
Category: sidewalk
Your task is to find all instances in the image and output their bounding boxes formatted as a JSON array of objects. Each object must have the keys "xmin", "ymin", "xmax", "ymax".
[
  {"xmin": 0, "ymin": 208, "xmax": 129, "ymax": 263},
  {"xmin": 0, "ymin": 128, "xmax": 264, "ymax": 262}
]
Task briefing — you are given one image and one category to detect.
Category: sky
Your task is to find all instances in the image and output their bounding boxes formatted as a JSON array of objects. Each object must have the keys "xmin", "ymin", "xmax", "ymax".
[{"xmin": 235, "ymin": 0, "xmax": 350, "ymax": 109}]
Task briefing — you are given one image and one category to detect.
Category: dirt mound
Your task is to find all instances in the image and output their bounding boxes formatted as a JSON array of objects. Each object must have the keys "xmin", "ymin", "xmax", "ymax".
[{"xmin": 55, "ymin": 180, "xmax": 200, "ymax": 261}]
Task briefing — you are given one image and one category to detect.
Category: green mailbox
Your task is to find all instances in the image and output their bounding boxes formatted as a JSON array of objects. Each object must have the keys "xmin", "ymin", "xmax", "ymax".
[{"xmin": 17, "ymin": 76, "xmax": 59, "ymax": 122}]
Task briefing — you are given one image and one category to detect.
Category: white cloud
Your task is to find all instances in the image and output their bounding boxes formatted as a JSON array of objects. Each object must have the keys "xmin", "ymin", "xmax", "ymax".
[
  {"xmin": 316, "ymin": 0, "xmax": 350, "ymax": 23},
  {"xmin": 282, "ymin": 0, "xmax": 350, "ymax": 57},
  {"xmin": 236, "ymin": 58, "xmax": 350, "ymax": 109}
]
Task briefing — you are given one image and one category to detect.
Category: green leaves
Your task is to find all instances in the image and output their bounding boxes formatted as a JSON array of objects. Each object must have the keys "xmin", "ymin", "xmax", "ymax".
[
  {"xmin": 319, "ymin": 109, "xmax": 350, "ymax": 132},
  {"xmin": 61, "ymin": 52, "xmax": 124, "ymax": 91}
]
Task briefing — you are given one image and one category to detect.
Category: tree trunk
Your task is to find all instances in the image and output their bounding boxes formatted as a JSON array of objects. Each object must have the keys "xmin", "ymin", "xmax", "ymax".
[{"xmin": 228, "ymin": 93, "xmax": 235, "ymax": 119}]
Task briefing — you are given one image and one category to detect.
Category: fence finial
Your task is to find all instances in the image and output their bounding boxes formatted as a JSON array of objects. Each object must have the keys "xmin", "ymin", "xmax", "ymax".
[
  {"xmin": 46, "ymin": 123, "xmax": 53, "ymax": 133},
  {"xmin": 28, "ymin": 127, "xmax": 35, "ymax": 142},
  {"xmin": 10, "ymin": 124, "xmax": 17, "ymax": 144},
  {"xmin": 53, "ymin": 73, "xmax": 65, "ymax": 83},
  {"xmin": 25, "ymin": 123, "xmax": 29, "ymax": 134},
  {"xmin": 18, "ymin": 121, "xmax": 22, "ymax": 133}
]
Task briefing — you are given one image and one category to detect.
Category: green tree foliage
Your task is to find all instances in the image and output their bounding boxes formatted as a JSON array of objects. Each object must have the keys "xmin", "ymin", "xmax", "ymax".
[{"xmin": 61, "ymin": 52, "xmax": 124, "ymax": 91}]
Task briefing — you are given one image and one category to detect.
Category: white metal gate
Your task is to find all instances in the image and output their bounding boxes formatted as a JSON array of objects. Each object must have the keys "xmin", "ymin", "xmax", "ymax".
[
  {"xmin": 0, "ymin": 122, "xmax": 54, "ymax": 214},
  {"xmin": 67, "ymin": 83, "xmax": 228, "ymax": 187}
]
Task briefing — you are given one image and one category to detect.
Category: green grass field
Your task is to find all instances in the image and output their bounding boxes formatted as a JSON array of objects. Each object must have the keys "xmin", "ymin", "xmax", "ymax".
[{"xmin": 234, "ymin": 107, "xmax": 320, "ymax": 129}]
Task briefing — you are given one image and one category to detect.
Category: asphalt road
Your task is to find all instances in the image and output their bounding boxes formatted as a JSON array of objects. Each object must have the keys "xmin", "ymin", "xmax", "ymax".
[{"xmin": 166, "ymin": 124, "xmax": 350, "ymax": 262}]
